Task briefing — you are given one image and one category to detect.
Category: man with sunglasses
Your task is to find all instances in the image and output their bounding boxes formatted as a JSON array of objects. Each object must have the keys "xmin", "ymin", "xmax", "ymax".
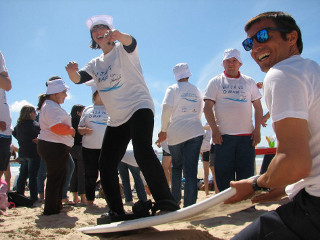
[
  {"xmin": 203, "ymin": 49, "xmax": 263, "ymax": 192},
  {"xmin": 226, "ymin": 11, "xmax": 320, "ymax": 239}
]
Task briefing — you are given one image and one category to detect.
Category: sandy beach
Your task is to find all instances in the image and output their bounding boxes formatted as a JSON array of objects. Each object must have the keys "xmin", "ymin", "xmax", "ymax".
[{"xmin": 0, "ymin": 163, "xmax": 284, "ymax": 240}]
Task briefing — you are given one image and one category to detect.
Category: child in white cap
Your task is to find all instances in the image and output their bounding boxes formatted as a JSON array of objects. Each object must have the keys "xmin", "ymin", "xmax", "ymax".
[
  {"xmin": 37, "ymin": 76, "xmax": 75, "ymax": 215},
  {"xmin": 66, "ymin": 15, "xmax": 178, "ymax": 222},
  {"xmin": 158, "ymin": 63, "xmax": 204, "ymax": 207},
  {"xmin": 78, "ymin": 84, "xmax": 108, "ymax": 206}
]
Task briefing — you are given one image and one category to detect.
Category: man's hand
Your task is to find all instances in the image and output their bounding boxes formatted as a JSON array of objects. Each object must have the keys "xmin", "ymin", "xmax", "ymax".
[
  {"xmin": 251, "ymin": 127, "xmax": 261, "ymax": 146},
  {"xmin": 158, "ymin": 131, "xmax": 167, "ymax": 143},
  {"xmin": 224, "ymin": 179, "xmax": 255, "ymax": 204},
  {"xmin": 252, "ymin": 187, "xmax": 286, "ymax": 203},
  {"xmin": 212, "ymin": 128, "xmax": 223, "ymax": 145},
  {"xmin": 0, "ymin": 121, "xmax": 6, "ymax": 131}
]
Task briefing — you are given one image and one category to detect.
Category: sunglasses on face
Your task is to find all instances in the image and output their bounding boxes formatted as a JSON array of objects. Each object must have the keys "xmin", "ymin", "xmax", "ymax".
[{"xmin": 242, "ymin": 27, "xmax": 289, "ymax": 51}]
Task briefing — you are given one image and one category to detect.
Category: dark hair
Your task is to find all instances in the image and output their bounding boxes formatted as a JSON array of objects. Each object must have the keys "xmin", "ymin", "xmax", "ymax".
[
  {"xmin": 17, "ymin": 105, "xmax": 36, "ymax": 125},
  {"xmin": 71, "ymin": 104, "xmax": 85, "ymax": 127},
  {"xmin": 37, "ymin": 93, "xmax": 47, "ymax": 111},
  {"xmin": 46, "ymin": 75, "xmax": 62, "ymax": 86},
  {"xmin": 244, "ymin": 11, "xmax": 303, "ymax": 54},
  {"xmin": 92, "ymin": 91, "xmax": 98, "ymax": 103}
]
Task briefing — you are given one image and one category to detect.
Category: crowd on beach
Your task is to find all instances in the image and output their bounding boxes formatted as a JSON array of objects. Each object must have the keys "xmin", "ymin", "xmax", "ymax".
[{"xmin": 1, "ymin": 10, "xmax": 320, "ymax": 240}]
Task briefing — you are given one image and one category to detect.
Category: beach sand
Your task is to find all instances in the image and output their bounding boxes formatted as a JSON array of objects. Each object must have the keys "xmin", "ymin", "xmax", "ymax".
[{"xmin": 0, "ymin": 165, "xmax": 284, "ymax": 240}]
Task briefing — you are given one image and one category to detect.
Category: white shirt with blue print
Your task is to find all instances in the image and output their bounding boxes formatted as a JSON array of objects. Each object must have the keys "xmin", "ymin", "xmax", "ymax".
[
  {"xmin": 81, "ymin": 42, "xmax": 154, "ymax": 127},
  {"xmin": 204, "ymin": 72, "xmax": 262, "ymax": 135},
  {"xmin": 79, "ymin": 104, "xmax": 108, "ymax": 149},
  {"xmin": 162, "ymin": 81, "xmax": 204, "ymax": 146}
]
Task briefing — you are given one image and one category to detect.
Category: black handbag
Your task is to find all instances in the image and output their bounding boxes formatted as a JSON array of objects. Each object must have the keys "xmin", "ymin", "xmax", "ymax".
[{"xmin": 7, "ymin": 191, "xmax": 34, "ymax": 207}]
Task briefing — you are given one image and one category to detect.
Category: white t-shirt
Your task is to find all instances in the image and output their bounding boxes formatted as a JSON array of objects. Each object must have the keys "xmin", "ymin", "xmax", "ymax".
[
  {"xmin": 81, "ymin": 43, "xmax": 154, "ymax": 127},
  {"xmin": 204, "ymin": 72, "xmax": 262, "ymax": 135},
  {"xmin": 38, "ymin": 100, "xmax": 74, "ymax": 147},
  {"xmin": 79, "ymin": 104, "xmax": 108, "ymax": 149},
  {"xmin": 264, "ymin": 55, "xmax": 320, "ymax": 199},
  {"xmin": 0, "ymin": 51, "xmax": 12, "ymax": 137},
  {"xmin": 163, "ymin": 81, "xmax": 204, "ymax": 145}
]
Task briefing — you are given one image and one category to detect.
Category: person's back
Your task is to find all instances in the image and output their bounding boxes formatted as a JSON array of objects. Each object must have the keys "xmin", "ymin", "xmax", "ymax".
[{"xmin": 166, "ymin": 81, "xmax": 203, "ymax": 146}]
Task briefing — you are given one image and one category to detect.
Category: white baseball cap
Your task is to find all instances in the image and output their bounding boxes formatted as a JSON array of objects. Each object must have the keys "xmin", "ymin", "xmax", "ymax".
[
  {"xmin": 86, "ymin": 15, "xmax": 114, "ymax": 30},
  {"xmin": 46, "ymin": 79, "xmax": 69, "ymax": 95},
  {"xmin": 222, "ymin": 48, "xmax": 242, "ymax": 64},
  {"xmin": 173, "ymin": 63, "xmax": 192, "ymax": 81}
]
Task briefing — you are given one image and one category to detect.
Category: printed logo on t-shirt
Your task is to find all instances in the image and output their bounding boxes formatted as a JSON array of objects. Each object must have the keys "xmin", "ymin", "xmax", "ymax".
[
  {"xmin": 89, "ymin": 120, "xmax": 107, "ymax": 125},
  {"xmin": 222, "ymin": 83, "xmax": 247, "ymax": 102},
  {"xmin": 95, "ymin": 65, "xmax": 123, "ymax": 92},
  {"xmin": 181, "ymin": 92, "xmax": 199, "ymax": 102}
]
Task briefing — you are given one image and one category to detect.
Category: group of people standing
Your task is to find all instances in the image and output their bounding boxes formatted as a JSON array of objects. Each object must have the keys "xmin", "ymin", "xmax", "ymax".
[{"xmin": 1, "ymin": 10, "xmax": 320, "ymax": 239}]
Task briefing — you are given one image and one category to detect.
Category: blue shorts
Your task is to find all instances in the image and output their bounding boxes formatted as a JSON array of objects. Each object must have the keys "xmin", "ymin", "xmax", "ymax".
[{"xmin": 0, "ymin": 137, "xmax": 12, "ymax": 171}]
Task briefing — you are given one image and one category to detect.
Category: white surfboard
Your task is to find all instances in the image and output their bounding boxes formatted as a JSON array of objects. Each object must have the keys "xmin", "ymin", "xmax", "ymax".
[{"xmin": 78, "ymin": 186, "xmax": 245, "ymax": 234}]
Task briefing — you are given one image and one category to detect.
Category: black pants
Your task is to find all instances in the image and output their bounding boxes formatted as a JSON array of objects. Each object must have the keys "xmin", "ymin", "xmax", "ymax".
[
  {"xmin": 232, "ymin": 189, "xmax": 320, "ymax": 240},
  {"xmin": 82, "ymin": 147, "xmax": 100, "ymax": 201},
  {"xmin": 37, "ymin": 140, "xmax": 70, "ymax": 215},
  {"xmin": 99, "ymin": 108, "xmax": 174, "ymax": 214},
  {"xmin": 69, "ymin": 145, "xmax": 85, "ymax": 194}
]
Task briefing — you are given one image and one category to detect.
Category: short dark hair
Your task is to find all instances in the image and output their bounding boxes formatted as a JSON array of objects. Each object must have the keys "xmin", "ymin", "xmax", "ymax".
[{"xmin": 244, "ymin": 11, "xmax": 303, "ymax": 54}]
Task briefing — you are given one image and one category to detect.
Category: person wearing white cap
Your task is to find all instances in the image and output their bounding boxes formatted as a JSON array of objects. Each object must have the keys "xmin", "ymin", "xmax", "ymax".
[
  {"xmin": 158, "ymin": 63, "xmax": 204, "ymax": 207},
  {"xmin": 37, "ymin": 76, "xmax": 75, "ymax": 215},
  {"xmin": 0, "ymin": 50, "xmax": 12, "ymax": 180},
  {"xmin": 78, "ymin": 84, "xmax": 108, "ymax": 206},
  {"xmin": 65, "ymin": 15, "xmax": 178, "ymax": 222},
  {"xmin": 203, "ymin": 48, "xmax": 263, "ymax": 192}
]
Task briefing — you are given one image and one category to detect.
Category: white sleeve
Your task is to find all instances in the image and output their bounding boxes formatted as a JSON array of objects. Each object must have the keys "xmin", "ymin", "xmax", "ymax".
[{"xmin": 161, "ymin": 104, "xmax": 173, "ymax": 132}]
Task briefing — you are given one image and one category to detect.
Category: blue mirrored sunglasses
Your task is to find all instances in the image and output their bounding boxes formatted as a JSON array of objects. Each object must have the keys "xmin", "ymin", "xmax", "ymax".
[{"xmin": 242, "ymin": 27, "xmax": 289, "ymax": 51}]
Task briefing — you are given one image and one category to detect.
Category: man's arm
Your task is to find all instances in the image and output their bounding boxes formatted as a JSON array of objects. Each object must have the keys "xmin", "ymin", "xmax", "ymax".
[
  {"xmin": 0, "ymin": 71, "xmax": 11, "ymax": 91},
  {"xmin": 203, "ymin": 99, "xmax": 222, "ymax": 145},
  {"xmin": 158, "ymin": 104, "xmax": 173, "ymax": 143},
  {"xmin": 251, "ymin": 99, "xmax": 263, "ymax": 146},
  {"xmin": 225, "ymin": 117, "xmax": 312, "ymax": 203}
]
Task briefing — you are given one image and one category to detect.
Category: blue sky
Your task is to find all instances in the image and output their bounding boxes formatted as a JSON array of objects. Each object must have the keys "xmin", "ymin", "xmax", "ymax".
[{"xmin": 1, "ymin": 0, "xmax": 320, "ymax": 148}]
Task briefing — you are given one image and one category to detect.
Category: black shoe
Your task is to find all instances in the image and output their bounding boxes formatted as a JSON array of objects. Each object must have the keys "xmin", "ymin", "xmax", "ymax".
[
  {"xmin": 151, "ymin": 199, "xmax": 180, "ymax": 215},
  {"xmin": 97, "ymin": 210, "xmax": 137, "ymax": 225}
]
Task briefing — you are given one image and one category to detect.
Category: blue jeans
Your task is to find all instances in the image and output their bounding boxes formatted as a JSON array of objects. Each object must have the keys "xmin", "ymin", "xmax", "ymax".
[
  {"xmin": 169, "ymin": 135, "xmax": 203, "ymax": 207},
  {"xmin": 37, "ymin": 158, "xmax": 47, "ymax": 195},
  {"xmin": 214, "ymin": 135, "xmax": 255, "ymax": 191},
  {"xmin": 62, "ymin": 154, "xmax": 75, "ymax": 199},
  {"xmin": 17, "ymin": 157, "xmax": 41, "ymax": 201},
  {"xmin": 118, "ymin": 161, "xmax": 147, "ymax": 202}
]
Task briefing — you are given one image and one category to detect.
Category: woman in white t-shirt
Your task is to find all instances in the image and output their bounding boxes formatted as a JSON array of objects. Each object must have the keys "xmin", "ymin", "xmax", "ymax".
[
  {"xmin": 66, "ymin": 15, "xmax": 178, "ymax": 221},
  {"xmin": 37, "ymin": 78, "xmax": 74, "ymax": 215},
  {"xmin": 78, "ymin": 85, "xmax": 107, "ymax": 205}
]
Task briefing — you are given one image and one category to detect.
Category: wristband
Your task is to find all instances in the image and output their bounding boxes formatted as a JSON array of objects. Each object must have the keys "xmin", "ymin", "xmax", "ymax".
[{"xmin": 252, "ymin": 175, "xmax": 270, "ymax": 192}]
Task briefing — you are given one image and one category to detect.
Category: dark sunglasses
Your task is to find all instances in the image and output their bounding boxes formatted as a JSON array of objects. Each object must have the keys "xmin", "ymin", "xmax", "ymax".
[{"xmin": 242, "ymin": 27, "xmax": 289, "ymax": 51}]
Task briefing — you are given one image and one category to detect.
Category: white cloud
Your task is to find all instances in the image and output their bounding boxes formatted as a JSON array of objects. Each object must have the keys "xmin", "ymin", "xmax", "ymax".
[{"xmin": 10, "ymin": 100, "xmax": 34, "ymax": 113}]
